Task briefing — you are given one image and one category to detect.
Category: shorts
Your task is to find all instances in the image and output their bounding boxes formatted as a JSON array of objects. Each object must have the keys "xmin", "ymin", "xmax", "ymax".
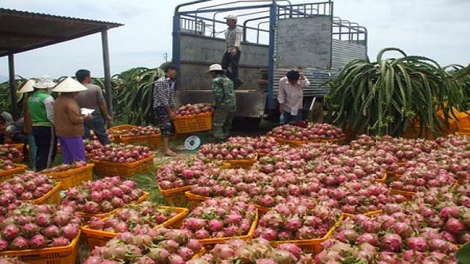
[{"xmin": 154, "ymin": 106, "xmax": 174, "ymax": 137}]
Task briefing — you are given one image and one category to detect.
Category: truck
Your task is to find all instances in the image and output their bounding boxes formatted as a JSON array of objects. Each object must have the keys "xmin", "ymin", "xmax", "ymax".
[{"xmin": 172, "ymin": 0, "xmax": 367, "ymax": 126}]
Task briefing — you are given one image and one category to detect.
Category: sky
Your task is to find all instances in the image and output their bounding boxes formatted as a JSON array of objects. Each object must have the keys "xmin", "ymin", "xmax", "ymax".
[{"xmin": 1, "ymin": 0, "xmax": 469, "ymax": 79}]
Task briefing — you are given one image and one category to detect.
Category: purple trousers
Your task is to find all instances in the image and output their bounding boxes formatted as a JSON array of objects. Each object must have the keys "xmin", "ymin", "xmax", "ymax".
[{"xmin": 58, "ymin": 136, "xmax": 86, "ymax": 164}]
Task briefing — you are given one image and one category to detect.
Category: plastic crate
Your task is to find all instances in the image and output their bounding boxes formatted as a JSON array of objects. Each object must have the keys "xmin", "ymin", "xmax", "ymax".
[
  {"xmin": 120, "ymin": 134, "xmax": 162, "ymax": 150},
  {"xmin": 341, "ymin": 209, "xmax": 383, "ymax": 219},
  {"xmin": 0, "ymin": 231, "xmax": 80, "ymax": 264},
  {"xmin": 159, "ymin": 185, "xmax": 192, "ymax": 207},
  {"xmin": 185, "ymin": 191, "xmax": 211, "ymax": 210},
  {"xmin": 374, "ymin": 172, "xmax": 388, "ymax": 183},
  {"xmin": 32, "ymin": 182, "xmax": 62, "ymax": 205},
  {"xmin": 173, "ymin": 112, "xmax": 212, "ymax": 134},
  {"xmin": 273, "ymin": 137, "xmax": 308, "ymax": 147},
  {"xmin": 108, "ymin": 124, "xmax": 138, "ymax": 134},
  {"xmin": 44, "ymin": 163, "xmax": 94, "ymax": 190},
  {"xmin": 81, "ymin": 206, "xmax": 188, "ymax": 250},
  {"xmin": 224, "ymin": 154, "xmax": 258, "ymax": 166},
  {"xmin": 92, "ymin": 155, "xmax": 155, "ymax": 177},
  {"xmin": 390, "ymin": 189, "xmax": 416, "ymax": 200},
  {"xmin": 271, "ymin": 218, "xmax": 342, "ymax": 254},
  {"xmin": 320, "ymin": 136, "xmax": 346, "ymax": 145},
  {"xmin": 197, "ymin": 210, "xmax": 258, "ymax": 246},
  {"xmin": 77, "ymin": 192, "xmax": 149, "ymax": 221},
  {"xmin": 0, "ymin": 163, "xmax": 28, "ymax": 182}
]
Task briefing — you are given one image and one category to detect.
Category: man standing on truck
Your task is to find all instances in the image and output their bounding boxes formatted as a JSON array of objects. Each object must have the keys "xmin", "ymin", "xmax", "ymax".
[
  {"xmin": 207, "ymin": 64, "xmax": 237, "ymax": 143},
  {"xmin": 221, "ymin": 14, "xmax": 243, "ymax": 89},
  {"xmin": 278, "ymin": 67, "xmax": 310, "ymax": 124}
]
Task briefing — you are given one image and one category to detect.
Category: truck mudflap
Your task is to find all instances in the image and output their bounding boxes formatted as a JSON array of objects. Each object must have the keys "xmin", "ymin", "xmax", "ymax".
[{"xmin": 174, "ymin": 89, "xmax": 266, "ymax": 118}]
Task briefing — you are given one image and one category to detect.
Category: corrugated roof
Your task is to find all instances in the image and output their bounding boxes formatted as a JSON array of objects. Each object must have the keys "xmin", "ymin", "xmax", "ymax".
[{"xmin": 0, "ymin": 8, "xmax": 123, "ymax": 57}]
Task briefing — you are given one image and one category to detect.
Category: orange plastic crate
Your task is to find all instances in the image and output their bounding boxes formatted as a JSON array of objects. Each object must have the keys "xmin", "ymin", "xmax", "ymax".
[
  {"xmin": 32, "ymin": 182, "xmax": 62, "ymax": 205},
  {"xmin": 0, "ymin": 231, "xmax": 80, "ymax": 264},
  {"xmin": 159, "ymin": 185, "xmax": 192, "ymax": 207},
  {"xmin": 196, "ymin": 210, "xmax": 258, "ymax": 246},
  {"xmin": 77, "ymin": 192, "xmax": 149, "ymax": 221},
  {"xmin": 108, "ymin": 124, "xmax": 138, "ymax": 134},
  {"xmin": 185, "ymin": 191, "xmax": 211, "ymax": 210},
  {"xmin": 81, "ymin": 206, "xmax": 189, "ymax": 250},
  {"xmin": 320, "ymin": 136, "xmax": 346, "ymax": 144},
  {"xmin": 119, "ymin": 133, "xmax": 162, "ymax": 150},
  {"xmin": 390, "ymin": 189, "xmax": 416, "ymax": 200},
  {"xmin": 341, "ymin": 209, "xmax": 383, "ymax": 219},
  {"xmin": 44, "ymin": 164, "xmax": 94, "ymax": 190},
  {"xmin": 271, "ymin": 218, "xmax": 342, "ymax": 254},
  {"xmin": 92, "ymin": 155, "xmax": 155, "ymax": 177},
  {"xmin": 273, "ymin": 137, "xmax": 308, "ymax": 147},
  {"xmin": 374, "ymin": 172, "xmax": 388, "ymax": 183},
  {"xmin": 0, "ymin": 163, "xmax": 28, "ymax": 182},
  {"xmin": 173, "ymin": 112, "xmax": 212, "ymax": 134}
]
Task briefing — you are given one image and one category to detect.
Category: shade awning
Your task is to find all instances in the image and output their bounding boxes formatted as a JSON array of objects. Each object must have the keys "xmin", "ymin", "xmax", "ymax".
[{"xmin": 0, "ymin": 8, "xmax": 123, "ymax": 57}]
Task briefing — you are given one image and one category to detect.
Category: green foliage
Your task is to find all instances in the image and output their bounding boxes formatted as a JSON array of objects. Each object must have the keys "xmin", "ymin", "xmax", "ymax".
[
  {"xmin": 325, "ymin": 47, "xmax": 469, "ymax": 137},
  {"xmin": 111, "ymin": 67, "xmax": 165, "ymax": 125},
  {"xmin": 457, "ymin": 242, "xmax": 470, "ymax": 264},
  {"xmin": 0, "ymin": 77, "xmax": 27, "ymax": 116}
]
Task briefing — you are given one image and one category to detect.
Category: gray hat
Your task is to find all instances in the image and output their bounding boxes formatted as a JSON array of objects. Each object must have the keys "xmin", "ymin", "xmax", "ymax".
[
  {"xmin": 224, "ymin": 14, "xmax": 237, "ymax": 21},
  {"xmin": 0, "ymin": 111, "xmax": 13, "ymax": 124},
  {"xmin": 33, "ymin": 75, "xmax": 56, "ymax": 89}
]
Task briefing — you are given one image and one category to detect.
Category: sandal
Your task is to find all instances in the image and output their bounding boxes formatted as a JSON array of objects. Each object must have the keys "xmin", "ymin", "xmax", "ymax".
[{"xmin": 164, "ymin": 150, "xmax": 177, "ymax": 157}]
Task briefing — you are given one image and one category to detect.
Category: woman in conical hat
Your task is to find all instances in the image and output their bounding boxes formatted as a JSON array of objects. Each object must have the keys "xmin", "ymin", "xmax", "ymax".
[{"xmin": 52, "ymin": 77, "xmax": 91, "ymax": 164}]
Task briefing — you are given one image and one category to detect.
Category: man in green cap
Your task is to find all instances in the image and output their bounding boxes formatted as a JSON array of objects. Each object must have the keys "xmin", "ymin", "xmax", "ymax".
[{"xmin": 207, "ymin": 64, "xmax": 237, "ymax": 143}]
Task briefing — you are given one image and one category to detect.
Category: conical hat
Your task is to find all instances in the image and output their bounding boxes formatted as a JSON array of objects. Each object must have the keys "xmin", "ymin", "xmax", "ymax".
[
  {"xmin": 18, "ymin": 79, "xmax": 36, "ymax": 93},
  {"xmin": 52, "ymin": 77, "xmax": 88, "ymax": 93}
]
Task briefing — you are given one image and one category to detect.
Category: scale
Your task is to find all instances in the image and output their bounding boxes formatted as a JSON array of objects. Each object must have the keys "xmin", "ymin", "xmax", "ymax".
[{"xmin": 183, "ymin": 135, "xmax": 202, "ymax": 150}]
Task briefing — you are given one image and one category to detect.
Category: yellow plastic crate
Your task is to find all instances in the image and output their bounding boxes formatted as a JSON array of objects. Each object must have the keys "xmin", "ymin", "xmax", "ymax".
[
  {"xmin": 0, "ymin": 231, "xmax": 80, "ymax": 264},
  {"xmin": 0, "ymin": 163, "xmax": 28, "ymax": 182},
  {"xmin": 32, "ymin": 183, "xmax": 62, "ymax": 205},
  {"xmin": 44, "ymin": 163, "xmax": 94, "ymax": 190},
  {"xmin": 173, "ymin": 112, "xmax": 212, "ymax": 134},
  {"xmin": 92, "ymin": 155, "xmax": 155, "ymax": 177},
  {"xmin": 81, "ymin": 206, "xmax": 189, "ymax": 250}
]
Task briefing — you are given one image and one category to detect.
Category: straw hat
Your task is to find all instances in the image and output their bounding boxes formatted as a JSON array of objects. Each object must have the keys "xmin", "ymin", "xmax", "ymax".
[
  {"xmin": 224, "ymin": 15, "xmax": 238, "ymax": 21},
  {"xmin": 33, "ymin": 75, "xmax": 56, "ymax": 89},
  {"xmin": 18, "ymin": 79, "xmax": 36, "ymax": 93},
  {"xmin": 52, "ymin": 77, "xmax": 88, "ymax": 93},
  {"xmin": 206, "ymin": 64, "xmax": 224, "ymax": 72}
]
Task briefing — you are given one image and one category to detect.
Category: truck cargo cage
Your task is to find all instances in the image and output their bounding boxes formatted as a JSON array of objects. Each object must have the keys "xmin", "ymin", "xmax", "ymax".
[{"xmin": 172, "ymin": 0, "xmax": 367, "ymax": 122}]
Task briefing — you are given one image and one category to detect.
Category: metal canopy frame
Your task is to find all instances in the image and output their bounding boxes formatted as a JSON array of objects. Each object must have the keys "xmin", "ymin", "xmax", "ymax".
[{"xmin": 0, "ymin": 8, "xmax": 123, "ymax": 118}]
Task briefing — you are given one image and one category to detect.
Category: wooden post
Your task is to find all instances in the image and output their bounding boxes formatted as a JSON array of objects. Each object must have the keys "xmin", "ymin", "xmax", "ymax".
[
  {"xmin": 101, "ymin": 29, "xmax": 112, "ymax": 125},
  {"xmin": 8, "ymin": 54, "xmax": 18, "ymax": 119}
]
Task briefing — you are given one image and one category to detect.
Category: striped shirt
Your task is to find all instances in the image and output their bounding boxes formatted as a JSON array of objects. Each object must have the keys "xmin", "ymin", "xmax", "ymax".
[{"xmin": 153, "ymin": 77, "xmax": 175, "ymax": 109}]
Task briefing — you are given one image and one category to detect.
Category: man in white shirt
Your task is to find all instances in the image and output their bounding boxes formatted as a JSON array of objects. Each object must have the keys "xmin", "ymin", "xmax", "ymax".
[
  {"xmin": 278, "ymin": 68, "xmax": 310, "ymax": 124},
  {"xmin": 221, "ymin": 14, "xmax": 243, "ymax": 89}
]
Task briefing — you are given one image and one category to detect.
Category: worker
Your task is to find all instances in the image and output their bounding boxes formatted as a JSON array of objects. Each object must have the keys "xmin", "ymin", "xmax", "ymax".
[
  {"xmin": 221, "ymin": 14, "xmax": 243, "ymax": 89},
  {"xmin": 52, "ymin": 77, "xmax": 92, "ymax": 164},
  {"xmin": 0, "ymin": 111, "xmax": 13, "ymax": 144},
  {"xmin": 278, "ymin": 67, "xmax": 310, "ymax": 124},
  {"xmin": 75, "ymin": 69, "xmax": 112, "ymax": 145},
  {"xmin": 28, "ymin": 75, "xmax": 57, "ymax": 171},
  {"xmin": 207, "ymin": 64, "xmax": 237, "ymax": 143},
  {"xmin": 153, "ymin": 64, "xmax": 178, "ymax": 156},
  {"xmin": 16, "ymin": 79, "xmax": 37, "ymax": 169}
]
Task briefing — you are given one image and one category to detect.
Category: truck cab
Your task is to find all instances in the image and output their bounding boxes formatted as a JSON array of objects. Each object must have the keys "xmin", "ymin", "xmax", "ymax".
[{"xmin": 172, "ymin": 0, "xmax": 367, "ymax": 125}]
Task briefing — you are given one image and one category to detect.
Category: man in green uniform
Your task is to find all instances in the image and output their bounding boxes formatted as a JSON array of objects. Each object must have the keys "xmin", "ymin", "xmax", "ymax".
[{"xmin": 207, "ymin": 64, "xmax": 237, "ymax": 143}]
